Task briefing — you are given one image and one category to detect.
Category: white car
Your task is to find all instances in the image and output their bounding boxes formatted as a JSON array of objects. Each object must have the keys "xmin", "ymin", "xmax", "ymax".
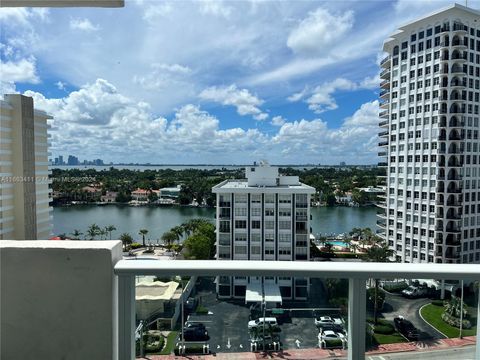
[
  {"xmin": 248, "ymin": 317, "xmax": 278, "ymax": 330},
  {"xmin": 318, "ymin": 330, "xmax": 346, "ymax": 341},
  {"xmin": 314, "ymin": 316, "xmax": 335, "ymax": 327}
]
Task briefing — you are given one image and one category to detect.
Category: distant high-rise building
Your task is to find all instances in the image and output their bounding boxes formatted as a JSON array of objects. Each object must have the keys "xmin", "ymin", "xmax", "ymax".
[
  {"xmin": 67, "ymin": 155, "xmax": 79, "ymax": 166},
  {"xmin": 340, "ymin": 161, "xmax": 346, "ymax": 166},
  {"xmin": 377, "ymin": 4, "xmax": 480, "ymax": 264},
  {"xmin": 212, "ymin": 161, "xmax": 315, "ymax": 300},
  {"xmin": 0, "ymin": 94, "xmax": 53, "ymax": 240},
  {"xmin": 58, "ymin": 155, "xmax": 64, "ymax": 165}
]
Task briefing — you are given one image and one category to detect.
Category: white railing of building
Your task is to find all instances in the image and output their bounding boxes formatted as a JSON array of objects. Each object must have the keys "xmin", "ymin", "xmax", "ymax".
[{"xmin": 115, "ymin": 260, "xmax": 480, "ymax": 360}]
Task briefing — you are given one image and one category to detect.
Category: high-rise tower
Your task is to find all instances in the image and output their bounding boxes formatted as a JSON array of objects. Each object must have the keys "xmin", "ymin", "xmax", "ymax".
[{"xmin": 378, "ymin": 4, "xmax": 480, "ymax": 264}]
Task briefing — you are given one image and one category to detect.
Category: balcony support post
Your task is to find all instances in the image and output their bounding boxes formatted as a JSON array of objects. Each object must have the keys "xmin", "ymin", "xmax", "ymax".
[
  {"xmin": 348, "ymin": 277, "xmax": 366, "ymax": 360},
  {"xmin": 118, "ymin": 275, "xmax": 135, "ymax": 360}
]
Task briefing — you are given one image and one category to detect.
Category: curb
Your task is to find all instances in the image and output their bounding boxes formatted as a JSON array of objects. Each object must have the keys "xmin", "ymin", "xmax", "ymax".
[{"xmin": 418, "ymin": 303, "xmax": 448, "ymax": 339}]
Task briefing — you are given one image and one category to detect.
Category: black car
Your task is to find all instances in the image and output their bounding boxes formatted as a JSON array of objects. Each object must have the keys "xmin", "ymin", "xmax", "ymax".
[
  {"xmin": 394, "ymin": 316, "xmax": 419, "ymax": 340},
  {"xmin": 184, "ymin": 297, "xmax": 198, "ymax": 314},
  {"xmin": 182, "ymin": 327, "xmax": 209, "ymax": 342},
  {"xmin": 185, "ymin": 322, "xmax": 206, "ymax": 330}
]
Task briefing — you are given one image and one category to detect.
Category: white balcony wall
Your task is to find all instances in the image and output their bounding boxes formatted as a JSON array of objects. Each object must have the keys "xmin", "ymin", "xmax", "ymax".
[{"xmin": 1, "ymin": 240, "xmax": 122, "ymax": 360}]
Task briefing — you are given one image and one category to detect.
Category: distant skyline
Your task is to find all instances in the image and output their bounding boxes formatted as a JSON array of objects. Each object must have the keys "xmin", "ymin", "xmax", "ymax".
[{"xmin": 1, "ymin": 0, "xmax": 478, "ymax": 164}]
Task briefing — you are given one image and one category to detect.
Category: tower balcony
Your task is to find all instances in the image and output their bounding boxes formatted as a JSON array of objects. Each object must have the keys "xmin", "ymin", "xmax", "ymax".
[
  {"xmin": 380, "ymin": 68, "xmax": 390, "ymax": 79},
  {"xmin": 380, "ymin": 55, "xmax": 391, "ymax": 68},
  {"xmin": 379, "ymin": 110, "xmax": 389, "ymax": 118},
  {"xmin": 380, "ymin": 80, "xmax": 390, "ymax": 88},
  {"xmin": 379, "ymin": 89, "xmax": 390, "ymax": 98},
  {"xmin": 379, "ymin": 120, "xmax": 389, "ymax": 127}
]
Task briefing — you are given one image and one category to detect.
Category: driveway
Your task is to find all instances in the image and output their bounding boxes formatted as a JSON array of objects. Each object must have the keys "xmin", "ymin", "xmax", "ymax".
[{"xmin": 381, "ymin": 291, "xmax": 446, "ymax": 341}]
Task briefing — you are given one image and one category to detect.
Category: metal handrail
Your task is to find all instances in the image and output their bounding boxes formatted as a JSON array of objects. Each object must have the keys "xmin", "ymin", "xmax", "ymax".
[{"xmin": 115, "ymin": 260, "xmax": 480, "ymax": 360}]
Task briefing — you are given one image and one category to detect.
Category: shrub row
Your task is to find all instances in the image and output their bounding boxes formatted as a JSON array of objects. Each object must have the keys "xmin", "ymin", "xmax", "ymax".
[
  {"xmin": 441, "ymin": 312, "xmax": 472, "ymax": 329},
  {"xmin": 432, "ymin": 300, "xmax": 445, "ymax": 307}
]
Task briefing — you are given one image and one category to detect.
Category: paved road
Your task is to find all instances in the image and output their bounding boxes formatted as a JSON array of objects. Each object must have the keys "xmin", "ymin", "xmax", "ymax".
[
  {"xmin": 381, "ymin": 291, "xmax": 445, "ymax": 340},
  {"xmin": 367, "ymin": 345, "xmax": 476, "ymax": 359}
]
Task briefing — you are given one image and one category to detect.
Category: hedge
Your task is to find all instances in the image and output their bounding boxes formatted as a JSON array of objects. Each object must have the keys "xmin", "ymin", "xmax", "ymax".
[
  {"xmin": 373, "ymin": 323, "xmax": 395, "ymax": 335},
  {"xmin": 432, "ymin": 300, "xmax": 444, "ymax": 307}
]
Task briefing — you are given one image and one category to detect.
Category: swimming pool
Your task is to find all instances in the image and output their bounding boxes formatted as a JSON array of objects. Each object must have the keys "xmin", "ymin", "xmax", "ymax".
[{"xmin": 325, "ymin": 241, "xmax": 347, "ymax": 247}]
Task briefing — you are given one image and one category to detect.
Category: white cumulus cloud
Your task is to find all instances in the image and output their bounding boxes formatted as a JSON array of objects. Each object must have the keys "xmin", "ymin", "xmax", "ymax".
[
  {"xmin": 287, "ymin": 7, "xmax": 354, "ymax": 56},
  {"xmin": 0, "ymin": 57, "xmax": 39, "ymax": 84},
  {"xmin": 199, "ymin": 84, "xmax": 268, "ymax": 120},
  {"xmin": 69, "ymin": 18, "xmax": 100, "ymax": 32}
]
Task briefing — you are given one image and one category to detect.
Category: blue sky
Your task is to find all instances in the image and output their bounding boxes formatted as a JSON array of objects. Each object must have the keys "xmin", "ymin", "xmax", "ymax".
[{"xmin": 1, "ymin": 0, "xmax": 477, "ymax": 164}]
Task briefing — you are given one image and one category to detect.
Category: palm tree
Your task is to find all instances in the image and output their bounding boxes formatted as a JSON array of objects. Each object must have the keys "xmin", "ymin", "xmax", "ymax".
[
  {"xmin": 87, "ymin": 223, "xmax": 101, "ymax": 240},
  {"xmin": 139, "ymin": 229, "xmax": 149, "ymax": 247},
  {"xmin": 171, "ymin": 225, "xmax": 184, "ymax": 244},
  {"xmin": 119, "ymin": 233, "xmax": 133, "ymax": 251},
  {"xmin": 161, "ymin": 231, "xmax": 177, "ymax": 248},
  {"xmin": 105, "ymin": 225, "xmax": 116, "ymax": 240},
  {"xmin": 343, "ymin": 237, "xmax": 352, "ymax": 250},
  {"xmin": 365, "ymin": 243, "xmax": 395, "ymax": 324},
  {"xmin": 350, "ymin": 243, "xmax": 360, "ymax": 254},
  {"xmin": 70, "ymin": 229, "xmax": 83, "ymax": 240},
  {"xmin": 99, "ymin": 228, "xmax": 107, "ymax": 240}
]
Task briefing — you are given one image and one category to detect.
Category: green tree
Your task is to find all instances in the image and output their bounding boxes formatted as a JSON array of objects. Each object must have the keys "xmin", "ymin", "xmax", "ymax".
[
  {"xmin": 70, "ymin": 229, "xmax": 83, "ymax": 240},
  {"xmin": 148, "ymin": 192, "xmax": 158, "ymax": 203},
  {"xmin": 119, "ymin": 232, "xmax": 133, "ymax": 251},
  {"xmin": 365, "ymin": 242, "xmax": 395, "ymax": 324},
  {"xmin": 325, "ymin": 193, "xmax": 336, "ymax": 207},
  {"xmin": 161, "ymin": 231, "xmax": 177, "ymax": 248},
  {"xmin": 351, "ymin": 189, "xmax": 368, "ymax": 205},
  {"xmin": 183, "ymin": 233, "xmax": 213, "ymax": 259},
  {"xmin": 139, "ymin": 229, "xmax": 149, "ymax": 247},
  {"xmin": 105, "ymin": 225, "xmax": 116, "ymax": 240},
  {"xmin": 115, "ymin": 192, "xmax": 132, "ymax": 203},
  {"xmin": 171, "ymin": 225, "xmax": 184, "ymax": 243},
  {"xmin": 87, "ymin": 223, "xmax": 101, "ymax": 240}
]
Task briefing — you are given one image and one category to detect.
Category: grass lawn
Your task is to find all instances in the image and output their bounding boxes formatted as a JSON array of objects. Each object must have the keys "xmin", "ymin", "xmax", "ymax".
[
  {"xmin": 373, "ymin": 332, "xmax": 408, "ymax": 344},
  {"xmin": 420, "ymin": 304, "xmax": 477, "ymax": 338},
  {"xmin": 159, "ymin": 331, "xmax": 178, "ymax": 355}
]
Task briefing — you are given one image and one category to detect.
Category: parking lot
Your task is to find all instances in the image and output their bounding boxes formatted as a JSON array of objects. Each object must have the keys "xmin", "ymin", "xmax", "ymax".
[{"xmin": 183, "ymin": 277, "xmax": 341, "ymax": 353}]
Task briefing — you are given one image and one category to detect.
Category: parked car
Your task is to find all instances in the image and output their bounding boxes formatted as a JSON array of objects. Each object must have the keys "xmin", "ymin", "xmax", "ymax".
[
  {"xmin": 394, "ymin": 316, "xmax": 419, "ymax": 340},
  {"xmin": 184, "ymin": 297, "xmax": 198, "ymax": 314},
  {"xmin": 185, "ymin": 322, "xmax": 205, "ymax": 330},
  {"xmin": 182, "ymin": 327, "xmax": 209, "ymax": 341},
  {"xmin": 314, "ymin": 316, "xmax": 335, "ymax": 327},
  {"xmin": 401, "ymin": 286, "xmax": 428, "ymax": 298},
  {"xmin": 318, "ymin": 330, "xmax": 346, "ymax": 341},
  {"xmin": 317, "ymin": 322, "xmax": 346, "ymax": 334},
  {"xmin": 248, "ymin": 317, "xmax": 278, "ymax": 329}
]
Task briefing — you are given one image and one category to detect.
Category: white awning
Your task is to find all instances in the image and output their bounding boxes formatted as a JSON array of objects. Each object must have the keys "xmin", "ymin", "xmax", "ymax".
[
  {"xmin": 245, "ymin": 281, "xmax": 263, "ymax": 303},
  {"xmin": 245, "ymin": 282, "xmax": 282, "ymax": 304},
  {"xmin": 264, "ymin": 283, "xmax": 282, "ymax": 304}
]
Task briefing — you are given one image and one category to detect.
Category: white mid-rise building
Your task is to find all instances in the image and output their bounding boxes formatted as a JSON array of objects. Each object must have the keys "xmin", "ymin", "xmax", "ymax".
[
  {"xmin": 0, "ymin": 94, "xmax": 53, "ymax": 240},
  {"xmin": 212, "ymin": 162, "xmax": 315, "ymax": 300},
  {"xmin": 378, "ymin": 4, "xmax": 480, "ymax": 264}
]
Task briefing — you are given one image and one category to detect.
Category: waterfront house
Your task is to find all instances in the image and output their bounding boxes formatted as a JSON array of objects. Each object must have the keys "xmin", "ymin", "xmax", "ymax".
[
  {"xmin": 101, "ymin": 191, "xmax": 118, "ymax": 203},
  {"xmin": 131, "ymin": 188, "xmax": 149, "ymax": 202}
]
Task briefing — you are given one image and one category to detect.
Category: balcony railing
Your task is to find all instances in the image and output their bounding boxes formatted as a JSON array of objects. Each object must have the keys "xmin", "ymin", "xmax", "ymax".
[
  {"xmin": 115, "ymin": 260, "xmax": 480, "ymax": 360},
  {"xmin": 380, "ymin": 55, "xmax": 391, "ymax": 67}
]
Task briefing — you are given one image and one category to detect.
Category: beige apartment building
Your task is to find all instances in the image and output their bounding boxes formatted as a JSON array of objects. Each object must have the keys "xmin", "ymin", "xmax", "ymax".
[{"xmin": 0, "ymin": 94, "xmax": 53, "ymax": 240}]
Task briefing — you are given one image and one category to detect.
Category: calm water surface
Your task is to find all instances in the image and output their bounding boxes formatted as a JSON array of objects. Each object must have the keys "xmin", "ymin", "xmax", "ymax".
[{"xmin": 53, "ymin": 205, "xmax": 377, "ymax": 242}]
